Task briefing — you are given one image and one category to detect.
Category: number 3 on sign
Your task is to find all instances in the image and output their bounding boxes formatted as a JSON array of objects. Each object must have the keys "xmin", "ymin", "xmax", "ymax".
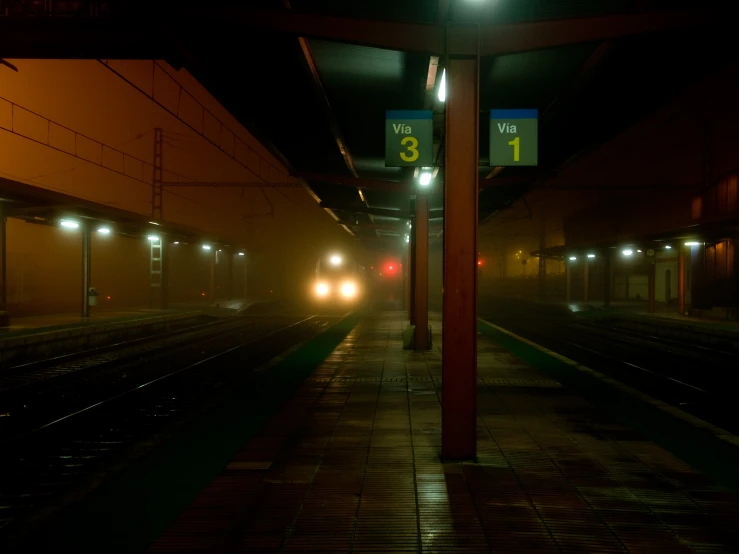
[
  {"xmin": 400, "ymin": 136, "xmax": 419, "ymax": 162},
  {"xmin": 508, "ymin": 136, "xmax": 520, "ymax": 162}
]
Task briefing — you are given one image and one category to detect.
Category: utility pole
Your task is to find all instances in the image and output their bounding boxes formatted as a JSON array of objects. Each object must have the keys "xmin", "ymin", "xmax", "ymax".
[{"xmin": 152, "ymin": 127, "xmax": 163, "ymax": 220}]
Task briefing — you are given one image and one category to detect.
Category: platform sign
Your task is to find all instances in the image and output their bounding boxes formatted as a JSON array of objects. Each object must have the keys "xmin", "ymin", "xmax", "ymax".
[
  {"xmin": 385, "ymin": 110, "xmax": 433, "ymax": 167},
  {"xmin": 489, "ymin": 109, "xmax": 538, "ymax": 166}
]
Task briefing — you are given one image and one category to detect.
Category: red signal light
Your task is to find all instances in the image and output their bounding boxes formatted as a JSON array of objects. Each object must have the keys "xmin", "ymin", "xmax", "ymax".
[{"xmin": 478, "ymin": 260, "xmax": 483, "ymax": 266}]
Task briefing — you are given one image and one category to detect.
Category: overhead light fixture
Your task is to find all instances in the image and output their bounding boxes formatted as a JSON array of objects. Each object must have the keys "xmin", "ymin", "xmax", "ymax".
[
  {"xmin": 665, "ymin": 245, "xmax": 672, "ymax": 249},
  {"xmin": 637, "ymin": 249, "xmax": 642, "ymax": 253},
  {"xmin": 97, "ymin": 226, "xmax": 111, "ymax": 234},
  {"xmin": 569, "ymin": 256, "xmax": 577, "ymax": 261},
  {"xmin": 330, "ymin": 254, "xmax": 342, "ymax": 266},
  {"xmin": 173, "ymin": 241, "xmax": 179, "ymax": 244},
  {"xmin": 587, "ymin": 253, "xmax": 595, "ymax": 258},
  {"xmin": 149, "ymin": 221, "xmax": 160, "ymax": 226},
  {"xmin": 419, "ymin": 172, "xmax": 432, "ymax": 186},
  {"xmin": 622, "ymin": 249, "xmax": 633, "ymax": 256},
  {"xmin": 60, "ymin": 219, "xmax": 79, "ymax": 229},
  {"xmin": 238, "ymin": 252, "xmax": 245, "ymax": 256},
  {"xmin": 685, "ymin": 241, "xmax": 699, "ymax": 246},
  {"xmin": 147, "ymin": 235, "xmax": 159, "ymax": 241},
  {"xmin": 438, "ymin": 68, "xmax": 446, "ymax": 102},
  {"xmin": 202, "ymin": 244, "xmax": 211, "ymax": 250}
]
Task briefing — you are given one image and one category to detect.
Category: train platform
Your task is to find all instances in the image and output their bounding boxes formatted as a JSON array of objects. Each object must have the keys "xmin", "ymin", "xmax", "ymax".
[
  {"xmin": 0, "ymin": 305, "xmax": 210, "ymax": 367},
  {"xmin": 147, "ymin": 310, "xmax": 739, "ymax": 553}
]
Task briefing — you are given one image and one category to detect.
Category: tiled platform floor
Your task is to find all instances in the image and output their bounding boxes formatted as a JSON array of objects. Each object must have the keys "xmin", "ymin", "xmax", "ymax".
[{"xmin": 149, "ymin": 311, "xmax": 739, "ymax": 553}]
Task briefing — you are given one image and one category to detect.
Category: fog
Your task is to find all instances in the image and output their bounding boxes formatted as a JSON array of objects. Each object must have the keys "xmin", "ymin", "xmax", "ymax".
[{"xmin": 0, "ymin": 59, "xmax": 366, "ymax": 316}]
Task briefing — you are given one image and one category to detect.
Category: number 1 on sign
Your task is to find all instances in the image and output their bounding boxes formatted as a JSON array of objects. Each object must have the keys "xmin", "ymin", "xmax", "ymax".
[{"xmin": 508, "ymin": 136, "xmax": 520, "ymax": 162}]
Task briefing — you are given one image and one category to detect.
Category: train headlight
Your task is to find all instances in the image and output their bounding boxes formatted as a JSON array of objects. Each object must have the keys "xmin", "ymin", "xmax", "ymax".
[
  {"xmin": 315, "ymin": 282, "xmax": 330, "ymax": 296},
  {"xmin": 340, "ymin": 281, "xmax": 357, "ymax": 298}
]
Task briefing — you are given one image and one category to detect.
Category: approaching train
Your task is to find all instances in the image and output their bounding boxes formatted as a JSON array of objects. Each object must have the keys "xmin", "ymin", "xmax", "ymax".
[{"xmin": 311, "ymin": 252, "xmax": 366, "ymax": 306}]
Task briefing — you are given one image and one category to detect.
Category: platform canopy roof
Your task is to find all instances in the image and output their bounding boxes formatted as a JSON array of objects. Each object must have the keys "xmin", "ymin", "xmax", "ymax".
[
  {"xmin": 0, "ymin": 177, "xmax": 243, "ymax": 248},
  {"xmin": 0, "ymin": 0, "xmax": 734, "ymax": 251}
]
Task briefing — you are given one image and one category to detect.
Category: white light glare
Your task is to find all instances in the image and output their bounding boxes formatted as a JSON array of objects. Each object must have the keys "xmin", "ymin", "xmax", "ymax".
[
  {"xmin": 149, "ymin": 221, "xmax": 160, "ymax": 226},
  {"xmin": 622, "ymin": 249, "xmax": 633, "ymax": 256},
  {"xmin": 637, "ymin": 249, "xmax": 642, "ymax": 253},
  {"xmin": 587, "ymin": 253, "xmax": 595, "ymax": 258},
  {"xmin": 173, "ymin": 241, "xmax": 179, "ymax": 244},
  {"xmin": 405, "ymin": 234, "xmax": 410, "ymax": 243},
  {"xmin": 202, "ymin": 244, "xmax": 212, "ymax": 251},
  {"xmin": 238, "ymin": 252, "xmax": 245, "ymax": 256},
  {"xmin": 97, "ymin": 227, "xmax": 111, "ymax": 234},
  {"xmin": 419, "ymin": 172, "xmax": 432, "ymax": 186},
  {"xmin": 147, "ymin": 235, "xmax": 159, "ymax": 242},
  {"xmin": 340, "ymin": 281, "xmax": 357, "ymax": 298},
  {"xmin": 685, "ymin": 241, "xmax": 699, "ymax": 246},
  {"xmin": 329, "ymin": 254, "xmax": 342, "ymax": 266},
  {"xmin": 60, "ymin": 219, "xmax": 79, "ymax": 229},
  {"xmin": 438, "ymin": 69, "xmax": 446, "ymax": 102},
  {"xmin": 665, "ymin": 245, "xmax": 671, "ymax": 249},
  {"xmin": 315, "ymin": 282, "xmax": 329, "ymax": 296},
  {"xmin": 569, "ymin": 256, "xmax": 577, "ymax": 261}
]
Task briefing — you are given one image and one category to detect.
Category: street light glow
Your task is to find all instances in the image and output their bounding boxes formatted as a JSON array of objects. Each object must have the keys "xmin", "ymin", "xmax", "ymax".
[
  {"xmin": 202, "ymin": 244, "xmax": 211, "ymax": 250},
  {"xmin": 147, "ymin": 235, "xmax": 159, "ymax": 241},
  {"xmin": 685, "ymin": 241, "xmax": 699, "ymax": 246},
  {"xmin": 587, "ymin": 253, "xmax": 595, "ymax": 258},
  {"xmin": 438, "ymin": 69, "xmax": 446, "ymax": 102},
  {"xmin": 238, "ymin": 252, "xmax": 245, "ymax": 256},
  {"xmin": 97, "ymin": 227, "xmax": 111, "ymax": 234},
  {"xmin": 330, "ymin": 254, "xmax": 342, "ymax": 266},
  {"xmin": 622, "ymin": 249, "xmax": 633, "ymax": 256},
  {"xmin": 419, "ymin": 172, "xmax": 432, "ymax": 186},
  {"xmin": 569, "ymin": 256, "xmax": 577, "ymax": 261},
  {"xmin": 60, "ymin": 219, "xmax": 79, "ymax": 229}
]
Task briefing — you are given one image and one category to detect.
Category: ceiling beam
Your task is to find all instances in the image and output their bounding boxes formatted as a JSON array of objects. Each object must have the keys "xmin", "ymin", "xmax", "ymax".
[
  {"xmin": 320, "ymin": 203, "xmax": 410, "ymax": 220},
  {"xmin": 180, "ymin": 8, "xmax": 712, "ymax": 56},
  {"xmin": 299, "ymin": 171, "xmax": 424, "ymax": 194}
]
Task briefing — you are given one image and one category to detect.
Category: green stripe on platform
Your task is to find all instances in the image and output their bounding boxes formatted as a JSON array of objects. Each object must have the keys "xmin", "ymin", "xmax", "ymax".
[
  {"xmin": 11, "ymin": 311, "xmax": 363, "ymax": 553},
  {"xmin": 478, "ymin": 319, "xmax": 739, "ymax": 493}
]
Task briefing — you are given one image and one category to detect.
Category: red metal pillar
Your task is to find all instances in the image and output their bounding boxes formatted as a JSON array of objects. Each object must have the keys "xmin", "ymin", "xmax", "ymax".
[
  {"xmin": 442, "ymin": 32, "xmax": 479, "ymax": 461},
  {"xmin": 648, "ymin": 260, "xmax": 656, "ymax": 313},
  {"xmin": 565, "ymin": 260, "xmax": 572, "ymax": 303},
  {"xmin": 678, "ymin": 245, "xmax": 686, "ymax": 315},
  {"xmin": 410, "ymin": 199, "xmax": 417, "ymax": 325},
  {"xmin": 414, "ymin": 195, "xmax": 429, "ymax": 350},
  {"xmin": 603, "ymin": 249, "xmax": 611, "ymax": 308}
]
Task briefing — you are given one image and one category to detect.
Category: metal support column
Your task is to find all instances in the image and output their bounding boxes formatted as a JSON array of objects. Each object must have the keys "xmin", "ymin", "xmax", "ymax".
[
  {"xmin": 152, "ymin": 128, "xmax": 163, "ymax": 220},
  {"xmin": 603, "ymin": 249, "xmax": 612, "ymax": 308},
  {"xmin": 82, "ymin": 222, "xmax": 91, "ymax": 318},
  {"xmin": 538, "ymin": 218, "xmax": 546, "ymax": 300},
  {"xmin": 583, "ymin": 258, "xmax": 590, "ymax": 303},
  {"xmin": 149, "ymin": 237, "xmax": 165, "ymax": 309},
  {"xmin": 678, "ymin": 245, "xmax": 686, "ymax": 315},
  {"xmin": 414, "ymin": 195, "xmax": 429, "ymax": 350},
  {"xmin": 442, "ymin": 30, "xmax": 479, "ymax": 461},
  {"xmin": 565, "ymin": 260, "xmax": 572, "ymax": 304},
  {"xmin": 227, "ymin": 250, "xmax": 234, "ymax": 300},
  {"xmin": 209, "ymin": 250, "xmax": 216, "ymax": 302},
  {"xmin": 0, "ymin": 203, "xmax": 6, "ymax": 319},
  {"xmin": 161, "ymin": 238, "xmax": 169, "ymax": 309},
  {"xmin": 243, "ymin": 253, "xmax": 249, "ymax": 300},
  {"xmin": 648, "ymin": 260, "xmax": 656, "ymax": 313},
  {"xmin": 410, "ymin": 197, "xmax": 417, "ymax": 325}
]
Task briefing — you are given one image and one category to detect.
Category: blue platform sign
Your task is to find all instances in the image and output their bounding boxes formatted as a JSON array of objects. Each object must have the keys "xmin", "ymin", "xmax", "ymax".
[
  {"xmin": 489, "ymin": 109, "xmax": 538, "ymax": 166},
  {"xmin": 385, "ymin": 110, "xmax": 433, "ymax": 167}
]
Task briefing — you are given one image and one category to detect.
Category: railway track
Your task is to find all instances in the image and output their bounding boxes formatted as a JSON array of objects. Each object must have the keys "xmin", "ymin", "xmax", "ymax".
[
  {"xmin": 0, "ymin": 313, "xmax": 331, "ymax": 547},
  {"xmin": 479, "ymin": 305, "xmax": 739, "ymax": 434},
  {"xmin": 0, "ymin": 313, "xmax": 287, "ymax": 435}
]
